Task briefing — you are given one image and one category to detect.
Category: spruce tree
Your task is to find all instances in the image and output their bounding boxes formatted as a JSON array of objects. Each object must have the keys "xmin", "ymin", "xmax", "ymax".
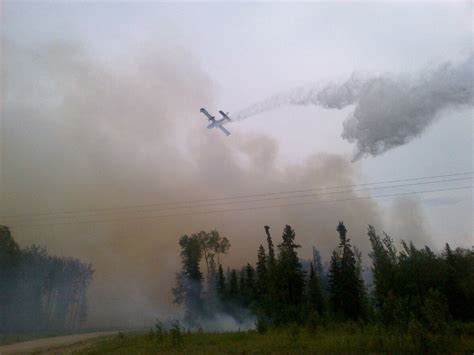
[
  {"xmin": 368, "ymin": 225, "xmax": 397, "ymax": 322},
  {"xmin": 228, "ymin": 269, "xmax": 239, "ymax": 299},
  {"xmin": 173, "ymin": 234, "xmax": 204, "ymax": 323},
  {"xmin": 256, "ymin": 245, "xmax": 267, "ymax": 297},
  {"xmin": 264, "ymin": 226, "xmax": 275, "ymax": 266},
  {"xmin": 275, "ymin": 225, "xmax": 305, "ymax": 324},
  {"xmin": 216, "ymin": 264, "xmax": 226, "ymax": 300},
  {"xmin": 328, "ymin": 249, "xmax": 342, "ymax": 315},
  {"xmin": 239, "ymin": 268, "xmax": 246, "ymax": 302},
  {"xmin": 308, "ymin": 262, "xmax": 324, "ymax": 316},
  {"xmin": 245, "ymin": 263, "xmax": 256, "ymax": 303},
  {"xmin": 329, "ymin": 222, "xmax": 365, "ymax": 320}
]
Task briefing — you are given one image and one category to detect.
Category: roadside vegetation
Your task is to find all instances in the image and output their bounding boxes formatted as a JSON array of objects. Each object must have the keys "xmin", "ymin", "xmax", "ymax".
[
  {"xmin": 166, "ymin": 221, "xmax": 474, "ymax": 353},
  {"xmin": 2, "ymin": 220, "xmax": 473, "ymax": 353},
  {"xmin": 74, "ymin": 321, "xmax": 474, "ymax": 354},
  {"xmin": 0, "ymin": 225, "xmax": 95, "ymax": 335}
]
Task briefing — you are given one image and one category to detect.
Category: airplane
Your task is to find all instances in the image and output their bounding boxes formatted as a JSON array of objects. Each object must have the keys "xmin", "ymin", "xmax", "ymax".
[{"xmin": 200, "ymin": 108, "xmax": 232, "ymax": 136}]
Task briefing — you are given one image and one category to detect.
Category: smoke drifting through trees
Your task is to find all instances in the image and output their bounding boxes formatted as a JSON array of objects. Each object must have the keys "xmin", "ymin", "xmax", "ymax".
[
  {"xmin": 174, "ymin": 223, "xmax": 474, "ymax": 331},
  {"xmin": 0, "ymin": 226, "xmax": 94, "ymax": 333},
  {"xmin": 234, "ymin": 54, "xmax": 474, "ymax": 160}
]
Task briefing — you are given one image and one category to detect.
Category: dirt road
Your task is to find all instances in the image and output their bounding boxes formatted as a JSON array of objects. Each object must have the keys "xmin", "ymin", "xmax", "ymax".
[{"xmin": 0, "ymin": 331, "xmax": 118, "ymax": 354}]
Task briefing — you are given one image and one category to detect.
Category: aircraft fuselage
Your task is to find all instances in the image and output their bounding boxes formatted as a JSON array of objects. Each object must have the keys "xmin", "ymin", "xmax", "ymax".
[{"xmin": 200, "ymin": 108, "xmax": 232, "ymax": 136}]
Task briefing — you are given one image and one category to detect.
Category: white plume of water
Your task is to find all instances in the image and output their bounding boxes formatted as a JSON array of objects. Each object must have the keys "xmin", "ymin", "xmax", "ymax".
[{"xmin": 234, "ymin": 55, "xmax": 474, "ymax": 161}]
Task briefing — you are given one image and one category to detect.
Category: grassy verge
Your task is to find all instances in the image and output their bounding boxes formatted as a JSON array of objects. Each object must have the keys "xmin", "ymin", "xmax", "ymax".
[{"xmin": 72, "ymin": 323, "xmax": 474, "ymax": 354}]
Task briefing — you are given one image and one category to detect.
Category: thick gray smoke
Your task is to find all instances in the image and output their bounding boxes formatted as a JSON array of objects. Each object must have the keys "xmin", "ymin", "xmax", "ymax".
[
  {"xmin": 1, "ymin": 37, "xmax": 432, "ymax": 329},
  {"xmin": 234, "ymin": 55, "xmax": 474, "ymax": 160}
]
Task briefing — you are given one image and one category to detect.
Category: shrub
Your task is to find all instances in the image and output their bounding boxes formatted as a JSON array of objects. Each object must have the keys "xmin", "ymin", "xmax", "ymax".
[
  {"xmin": 306, "ymin": 311, "xmax": 320, "ymax": 332},
  {"xmin": 170, "ymin": 320, "xmax": 183, "ymax": 347},
  {"xmin": 155, "ymin": 318, "xmax": 165, "ymax": 342},
  {"xmin": 255, "ymin": 318, "xmax": 268, "ymax": 334}
]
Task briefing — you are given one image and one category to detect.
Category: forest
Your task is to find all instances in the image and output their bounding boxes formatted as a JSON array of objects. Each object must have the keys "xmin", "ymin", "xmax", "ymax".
[
  {"xmin": 173, "ymin": 222, "xmax": 474, "ymax": 335},
  {"xmin": 0, "ymin": 225, "xmax": 94, "ymax": 333}
]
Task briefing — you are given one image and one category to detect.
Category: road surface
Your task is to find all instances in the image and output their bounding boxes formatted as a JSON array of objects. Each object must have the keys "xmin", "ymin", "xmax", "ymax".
[{"xmin": 0, "ymin": 331, "xmax": 117, "ymax": 354}]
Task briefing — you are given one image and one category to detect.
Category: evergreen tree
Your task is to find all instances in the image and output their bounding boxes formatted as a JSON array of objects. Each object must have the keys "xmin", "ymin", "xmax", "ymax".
[
  {"xmin": 228, "ymin": 269, "xmax": 239, "ymax": 299},
  {"xmin": 244, "ymin": 263, "xmax": 256, "ymax": 303},
  {"xmin": 443, "ymin": 244, "xmax": 474, "ymax": 321},
  {"xmin": 264, "ymin": 226, "xmax": 275, "ymax": 266},
  {"xmin": 275, "ymin": 225, "xmax": 305, "ymax": 324},
  {"xmin": 0, "ymin": 226, "xmax": 94, "ymax": 333},
  {"xmin": 328, "ymin": 222, "xmax": 365, "ymax": 320},
  {"xmin": 216, "ymin": 264, "xmax": 226, "ymax": 300},
  {"xmin": 308, "ymin": 262, "xmax": 324, "ymax": 316},
  {"xmin": 239, "ymin": 268, "xmax": 246, "ymax": 301},
  {"xmin": 328, "ymin": 249, "xmax": 342, "ymax": 315},
  {"xmin": 256, "ymin": 245, "xmax": 267, "ymax": 297},
  {"xmin": 173, "ymin": 234, "xmax": 204, "ymax": 324},
  {"xmin": 368, "ymin": 225, "xmax": 398, "ymax": 322}
]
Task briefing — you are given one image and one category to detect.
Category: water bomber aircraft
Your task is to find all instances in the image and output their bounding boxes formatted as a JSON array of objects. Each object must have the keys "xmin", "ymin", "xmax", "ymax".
[{"xmin": 200, "ymin": 108, "xmax": 232, "ymax": 136}]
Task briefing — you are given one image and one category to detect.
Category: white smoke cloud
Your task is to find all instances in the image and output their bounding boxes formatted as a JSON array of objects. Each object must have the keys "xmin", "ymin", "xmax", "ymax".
[{"xmin": 234, "ymin": 54, "xmax": 474, "ymax": 160}]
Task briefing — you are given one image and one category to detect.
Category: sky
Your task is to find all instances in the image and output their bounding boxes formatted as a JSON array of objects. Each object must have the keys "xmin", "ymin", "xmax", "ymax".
[{"xmin": 1, "ymin": 1, "xmax": 473, "ymax": 326}]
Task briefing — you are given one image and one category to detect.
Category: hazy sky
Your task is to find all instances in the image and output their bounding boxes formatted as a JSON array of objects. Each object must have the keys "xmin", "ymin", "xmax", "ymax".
[
  {"xmin": 3, "ymin": 1, "xmax": 472, "ymax": 240},
  {"xmin": 1, "ymin": 1, "xmax": 473, "ymax": 325}
]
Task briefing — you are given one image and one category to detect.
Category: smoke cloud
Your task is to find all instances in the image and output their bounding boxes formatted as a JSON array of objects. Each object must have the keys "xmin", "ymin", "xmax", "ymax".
[
  {"xmin": 1, "ymin": 37, "xmax": 432, "ymax": 329},
  {"xmin": 234, "ymin": 55, "xmax": 474, "ymax": 160}
]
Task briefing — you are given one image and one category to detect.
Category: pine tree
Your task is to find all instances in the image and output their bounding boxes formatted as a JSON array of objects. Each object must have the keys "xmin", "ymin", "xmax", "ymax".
[
  {"xmin": 328, "ymin": 249, "xmax": 342, "ymax": 315},
  {"xmin": 256, "ymin": 245, "xmax": 267, "ymax": 297},
  {"xmin": 308, "ymin": 262, "xmax": 324, "ymax": 316},
  {"xmin": 328, "ymin": 222, "xmax": 365, "ymax": 320},
  {"xmin": 368, "ymin": 225, "xmax": 397, "ymax": 322},
  {"xmin": 239, "ymin": 268, "xmax": 246, "ymax": 301},
  {"xmin": 228, "ymin": 269, "xmax": 239, "ymax": 299},
  {"xmin": 275, "ymin": 225, "xmax": 305, "ymax": 324},
  {"xmin": 173, "ymin": 234, "xmax": 204, "ymax": 324},
  {"xmin": 245, "ymin": 263, "xmax": 256, "ymax": 303},
  {"xmin": 264, "ymin": 226, "xmax": 275, "ymax": 266},
  {"xmin": 443, "ymin": 244, "xmax": 474, "ymax": 321},
  {"xmin": 216, "ymin": 264, "xmax": 226, "ymax": 300}
]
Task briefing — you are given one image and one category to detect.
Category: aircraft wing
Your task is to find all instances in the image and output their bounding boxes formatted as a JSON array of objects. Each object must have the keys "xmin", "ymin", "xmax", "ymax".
[
  {"xmin": 218, "ymin": 125, "xmax": 231, "ymax": 136},
  {"xmin": 219, "ymin": 110, "xmax": 232, "ymax": 122},
  {"xmin": 200, "ymin": 108, "xmax": 215, "ymax": 122}
]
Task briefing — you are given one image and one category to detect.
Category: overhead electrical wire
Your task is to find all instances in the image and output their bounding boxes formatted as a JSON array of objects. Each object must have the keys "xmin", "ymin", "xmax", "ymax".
[
  {"xmin": 7, "ymin": 184, "xmax": 473, "ymax": 229},
  {"xmin": 1, "ymin": 171, "xmax": 472, "ymax": 221},
  {"xmin": 2, "ymin": 176, "xmax": 472, "ymax": 224}
]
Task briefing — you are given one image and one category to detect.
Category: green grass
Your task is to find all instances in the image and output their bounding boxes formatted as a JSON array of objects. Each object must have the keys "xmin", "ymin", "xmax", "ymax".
[{"xmin": 74, "ymin": 323, "xmax": 474, "ymax": 354}]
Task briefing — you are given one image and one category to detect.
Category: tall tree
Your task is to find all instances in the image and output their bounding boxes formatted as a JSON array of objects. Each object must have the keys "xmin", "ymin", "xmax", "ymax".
[
  {"xmin": 443, "ymin": 244, "xmax": 474, "ymax": 321},
  {"xmin": 173, "ymin": 234, "xmax": 204, "ymax": 324},
  {"xmin": 275, "ymin": 225, "xmax": 305, "ymax": 324},
  {"xmin": 329, "ymin": 222, "xmax": 365, "ymax": 320},
  {"xmin": 228, "ymin": 269, "xmax": 239, "ymax": 299},
  {"xmin": 0, "ymin": 226, "xmax": 94, "ymax": 333},
  {"xmin": 244, "ymin": 263, "xmax": 256, "ymax": 304},
  {"xmin": 256, "ymin": 245, "xmax": 267, "ymax": 298},
  {"xmin": 264, "ymin": 226, "xmax": 275, "ymax": 266},
  {"xmin": 216, "ymin": 264, "xmax": 226, "ymax": 300},
  {"xmin": 368, "ymin": 225, "xmax": 397, "ymax": 322},
  {"xmin": 308, "ymin": 262, "xmax": 324, "ymax": 316},
  {"xmin": 0, "ymin": 226, "xmax": 21, "ymax": 332}
]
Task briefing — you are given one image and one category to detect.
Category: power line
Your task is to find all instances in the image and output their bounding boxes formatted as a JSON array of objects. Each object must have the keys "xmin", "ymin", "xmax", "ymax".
[
  {"xmin": 1, "ymin": 171, "xmax": 472, "ymax": 220},
  {"xmin": 3, "ymin": 176, "xmax": 472, "ymax": 223},
  {"xmin": 7, "ymin": 184, "xmax": 473, "ymax": 229}
]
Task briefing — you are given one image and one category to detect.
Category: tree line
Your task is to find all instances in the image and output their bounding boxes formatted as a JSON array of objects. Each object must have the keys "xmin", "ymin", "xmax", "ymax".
[
  {"xmin": 0, "ymin": 225, "xmax": 94, "ymax": 333},
  {"xmin": 173, "ymin": 222, "xmax": 474, "ymax": 330}
]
